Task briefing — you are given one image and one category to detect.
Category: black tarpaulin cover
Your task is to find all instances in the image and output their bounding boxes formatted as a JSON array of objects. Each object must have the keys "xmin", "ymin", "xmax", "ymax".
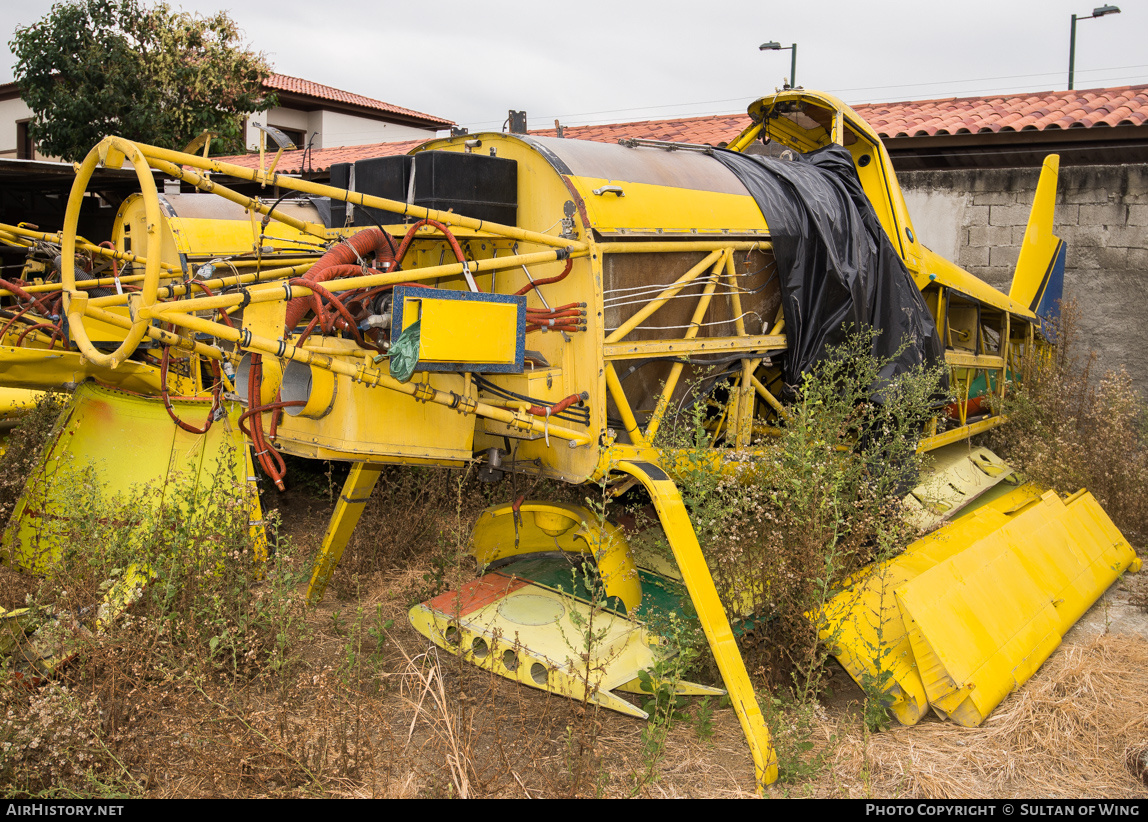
[{"xmin": 714, "ymin": 144, "xmax": 947, "ymax": 402}]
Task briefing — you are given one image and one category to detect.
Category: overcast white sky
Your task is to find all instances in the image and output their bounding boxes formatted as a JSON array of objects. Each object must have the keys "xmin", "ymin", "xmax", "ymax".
[{"xmin": 3, "ymin": 0, "xmax": 1146, "ymax": 134}]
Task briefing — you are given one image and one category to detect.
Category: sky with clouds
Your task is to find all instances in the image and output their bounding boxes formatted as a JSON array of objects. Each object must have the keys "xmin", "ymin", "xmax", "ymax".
[{"xmin": 3, "ymin": 0, "xmax": 1145, "ymax": 134}]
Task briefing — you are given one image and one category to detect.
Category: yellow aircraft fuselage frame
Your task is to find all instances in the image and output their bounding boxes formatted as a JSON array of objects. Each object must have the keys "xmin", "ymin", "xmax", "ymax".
[{"xmin": 0, "ymin": 89, "xmax": 1078, "ymax": 793}]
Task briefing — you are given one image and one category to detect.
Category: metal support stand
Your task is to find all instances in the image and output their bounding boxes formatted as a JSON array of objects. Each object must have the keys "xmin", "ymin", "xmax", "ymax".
[{"xmin": 305, "ymin": 462, "xmax": 383, "ymax": 603}]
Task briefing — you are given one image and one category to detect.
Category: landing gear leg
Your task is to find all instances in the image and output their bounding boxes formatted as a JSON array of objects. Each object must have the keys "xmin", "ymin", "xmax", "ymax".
[{"xmin": 617, "ymin": 459, "xmax": 778, "ymax": 790}]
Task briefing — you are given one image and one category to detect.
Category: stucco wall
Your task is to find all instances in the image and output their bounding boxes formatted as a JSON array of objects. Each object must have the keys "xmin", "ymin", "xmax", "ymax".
[
  {"xmin": 0, "ymin": 97, "xmax": 34, "ymax": 158},
  {"xmin": 246, "ymin": 106, "xmax": 438, "ymax": 151},
  {"xmin": 900, "ymin": 164, "xmax": 1148, "ymax": 395},
  {"xmin": 315, "ymin": 110, "xmax": 434, "ymax": 148}
]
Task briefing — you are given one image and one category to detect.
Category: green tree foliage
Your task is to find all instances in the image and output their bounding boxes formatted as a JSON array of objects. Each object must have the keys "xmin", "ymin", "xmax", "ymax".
[{"xmin": 9, "ymin": 0, "xmax": 274, "ymax": 161}]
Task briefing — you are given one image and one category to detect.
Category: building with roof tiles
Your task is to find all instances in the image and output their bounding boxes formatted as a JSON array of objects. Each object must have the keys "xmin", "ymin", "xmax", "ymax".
[
  {"xmin": 522, "ymin": 86, "xmax": 1148, "ymax": 170},
  {"xmin": 0, "ymin": 81, "xmax": 44, "ymax": 160},
  {"xmin": 2, "ymin": 79, "xmax": 1144, "ymax": 388},
  {"xmin": 0, "ymin": 73, "xmax": 452, "ymax": 161},
  {"xmin": 246, "ymin": 74, "xmax": 452, "ymax": 153},
  {"xmin": 233, "ymin": 84, "xmax": 1147, "ymax": 176}
]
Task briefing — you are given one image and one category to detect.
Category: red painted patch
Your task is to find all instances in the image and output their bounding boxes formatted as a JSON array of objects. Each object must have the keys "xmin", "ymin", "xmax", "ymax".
[
  {"xmin": 945, "ymin": 395, "xmax": 987, "ymax": 420},
  {"xmin": 425, "ymin": 573, "xmax": 528, "ymax": 619}
]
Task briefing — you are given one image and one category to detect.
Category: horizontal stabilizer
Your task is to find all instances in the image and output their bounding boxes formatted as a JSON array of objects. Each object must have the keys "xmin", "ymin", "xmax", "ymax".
[
  {"xmin": 409, "ymin": 571, "xmax": 710, "ymax": 718},
  {"xmin": 898, "ymin": 489, "xmax": 1137, "ymax": 726},
  {"xmin": 820, "ymin": 482, "xmax": 1044, "ymax": 726}
]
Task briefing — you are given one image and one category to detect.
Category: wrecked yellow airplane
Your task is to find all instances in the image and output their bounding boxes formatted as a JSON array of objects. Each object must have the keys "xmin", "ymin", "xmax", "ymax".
[{"xmin": 0, "ymin": 89, "xmax": 1138, "ymax": 790}]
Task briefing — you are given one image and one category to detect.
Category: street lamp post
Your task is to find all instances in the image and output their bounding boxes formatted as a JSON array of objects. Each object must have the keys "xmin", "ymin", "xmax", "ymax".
[
  {"xmin": 759, "ymin": 41, "xmax": 798, "ymax": 88},
  {"xmin": 1069, "ymin": 5, "xmax": 1120, "ymax": 90}
]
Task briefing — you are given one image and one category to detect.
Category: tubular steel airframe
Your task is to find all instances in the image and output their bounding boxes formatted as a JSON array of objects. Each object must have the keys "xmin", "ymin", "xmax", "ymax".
[{"xmin": 0, "ymin": 89, "xmax": 1138, "ymax": 791}]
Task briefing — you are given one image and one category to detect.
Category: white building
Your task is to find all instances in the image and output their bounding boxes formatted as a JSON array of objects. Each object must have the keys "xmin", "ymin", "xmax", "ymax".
[
  {"xmin": 0, "ymin": 72, "xmax": 452, "ymax": 160},
  {"xmin": 0, "ymin": 83, "xmax": 40, "ymax": 159},
  {"xmin": 247, "ymin": 74, "xmax": 452, "ymax": 151}
]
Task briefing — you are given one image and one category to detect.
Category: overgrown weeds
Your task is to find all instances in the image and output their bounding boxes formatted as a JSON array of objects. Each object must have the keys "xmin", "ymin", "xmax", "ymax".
[
  {"xmin": 661, "ymin": 330, "xmax": 944, "ymax": 704},
  {"xmin": 0, "ymin": 392, "xmax": 66, "ymax": 533},
  {"xmin": 0, "ymin": 445, "xmax": 315, "ymax": 795},
  {"xmin": 1, "ymin": 303, "xmax": 1140, "ymax": 797},
  {"xmin": 988, "ymin": 299, "xmax": 1148, "ymax": 547},
  {"xmin": 632, "ymin": 609, "xmax": 699, "ymax": 794},
  {"xmin": 760, "ymin": 691, "xmax": 834, "ymax": 788},
  {"xmin": 330, "ymin": 466, "xmax": 472, "ymax": 601},
  {"xmin": 35, "ymin": 465, "xmax": 307, "ymax": 681}
]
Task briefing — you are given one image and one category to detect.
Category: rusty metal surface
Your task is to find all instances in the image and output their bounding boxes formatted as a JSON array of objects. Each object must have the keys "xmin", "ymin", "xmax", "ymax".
[{"xmin": 603, "ymin": 249, "xmax": 781, "ymax": 427}]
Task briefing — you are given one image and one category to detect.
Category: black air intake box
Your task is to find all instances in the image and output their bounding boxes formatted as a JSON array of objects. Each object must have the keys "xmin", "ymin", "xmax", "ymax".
[
  {"xmin": 411, "ymin": 151, "xmax": 517, "ymax": 227},
  {"xmin": 319, "ymin": 151, "xmax": 517, "ymax": 228},
  {"xmin": 327, "ymin": 156, "xmax": 413, "ymax": 227}
]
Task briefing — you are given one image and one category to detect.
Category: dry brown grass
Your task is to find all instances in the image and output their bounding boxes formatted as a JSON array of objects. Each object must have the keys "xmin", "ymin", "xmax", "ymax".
[
  {"xmin": 3, "ymin": 521, "xmax": 1146, "ymax": 799},
  {"xmin": 3, "ymin": 371, "xmax": 1147, "ymax": 798},
  {"xmin": 989, "ymin": 300, "xmax": 1148, "ymax": 547},
  {"xmin": 801, "ymin": 632, "xmax": 1148, "ymax": 799}
]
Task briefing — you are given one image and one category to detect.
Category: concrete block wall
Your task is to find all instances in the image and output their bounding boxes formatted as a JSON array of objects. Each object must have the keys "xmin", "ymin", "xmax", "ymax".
[{"xmin": 900, "ymin": 164, "xmax": 1148, "ymax": 395}]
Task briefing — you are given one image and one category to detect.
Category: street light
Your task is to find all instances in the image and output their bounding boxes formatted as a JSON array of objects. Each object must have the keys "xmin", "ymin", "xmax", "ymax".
[
  {"xmin": 1069, "ymin": 5, "xmax": 1120, "ymax": 90},
  {"xmin": 759, "ymin": 41, "xmax": 798, "ymax": 88}
]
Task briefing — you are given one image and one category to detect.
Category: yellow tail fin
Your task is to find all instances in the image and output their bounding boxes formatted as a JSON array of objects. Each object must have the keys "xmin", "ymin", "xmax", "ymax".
[{"xmin": 1010, "ymin": 155, "xmax": 1066, "ymax": 327}]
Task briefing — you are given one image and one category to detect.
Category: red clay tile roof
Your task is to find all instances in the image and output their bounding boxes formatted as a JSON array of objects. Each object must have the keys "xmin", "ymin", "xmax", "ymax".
[
  {"xmin": 264, "ymin": 74, "xmax": 452, "ymax": 127},
  {"xmin": 856, "ymin": 85, "xmax": 1148, "ymax": 137},
  {"xmin": 214, "ymin": 85, "xmax": 1148, "ymax": 175},
  {"xmin": 529, "ymin": 85, "xmax": 1148, "ymax": 144},
  {"xmin": 532, "ymin": 113, "xmax": 751, "ymax": 145},
  {"xmin": 215, "ymin": 138, "xmax": 426, "ymax": 175},
  {"xmin": 0, "ymin": 76, "xmax": 452, "ymax": 126}
]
